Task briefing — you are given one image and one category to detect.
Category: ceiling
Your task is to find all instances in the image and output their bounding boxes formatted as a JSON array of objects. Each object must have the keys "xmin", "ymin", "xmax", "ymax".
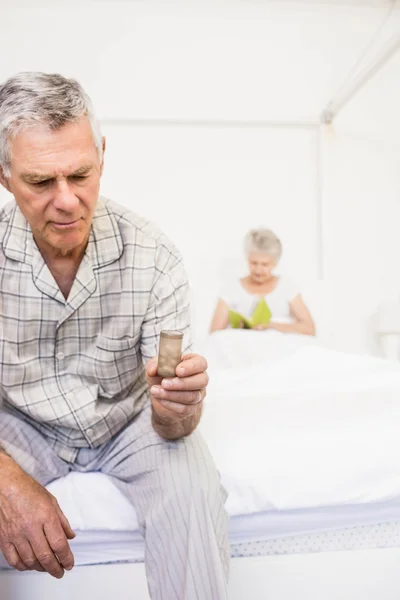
[{"xmin": 1, "ymin": 1, "xmax": 399, "ymax": 128}]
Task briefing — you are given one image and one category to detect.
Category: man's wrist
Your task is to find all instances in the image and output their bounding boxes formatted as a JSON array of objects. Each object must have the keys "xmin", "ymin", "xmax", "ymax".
[
  {"xmin": 0, "ymin": 444, "xmax": 8, "ymax": 456},
  {"xmin": 151, "ymin": 408, "xmax": 188, "ymax": 440},
  {"xmin": 0, "ymin": 446, "xmax": 16, "ymax": 467},
  {"xmin": 151, "ymin": 405, "xmax": 202, "ymax": 440}
]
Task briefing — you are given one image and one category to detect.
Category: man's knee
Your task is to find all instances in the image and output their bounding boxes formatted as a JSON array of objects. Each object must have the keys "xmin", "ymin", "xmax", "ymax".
[{"xmin": 166, "ymin": 432, "xmax": 227, "ymax": 508}]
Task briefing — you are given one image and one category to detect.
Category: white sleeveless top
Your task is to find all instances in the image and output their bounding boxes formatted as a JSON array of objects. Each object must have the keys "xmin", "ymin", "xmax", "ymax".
[{"xmin": 219, "ymin": 276, "xmax": 300, "ymax": 323}]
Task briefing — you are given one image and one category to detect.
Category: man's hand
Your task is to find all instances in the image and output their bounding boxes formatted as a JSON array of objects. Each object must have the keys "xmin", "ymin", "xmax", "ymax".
[
  {"xmin": 0, "ymin": 454, "xmax": 75, "ymax": 578},
  {"xmin": 146, "ymin": 353, "xmax": 208, "ymax": 440}
]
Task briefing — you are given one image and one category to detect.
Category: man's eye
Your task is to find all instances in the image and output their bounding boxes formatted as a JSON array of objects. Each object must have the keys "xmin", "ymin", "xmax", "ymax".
[
  {"xmin": 71, "ymin": 175, "xmax": 88, "ymax": 181},
  {"xmin": 34, "ymin": 180, "xmax": 50, "ymax": 187}
]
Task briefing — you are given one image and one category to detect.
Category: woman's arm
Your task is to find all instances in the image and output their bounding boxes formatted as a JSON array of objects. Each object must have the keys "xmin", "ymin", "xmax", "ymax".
[
  {"xmin": 267, "ymin": 294, "xmax": 315, "ymax": 336},
  {"xmin": 209, "ymin": 299, "xmax": 230, "ymax": 333}
]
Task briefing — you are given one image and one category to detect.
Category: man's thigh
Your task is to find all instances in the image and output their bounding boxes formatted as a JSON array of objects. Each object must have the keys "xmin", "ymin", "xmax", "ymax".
[
  {"xmin": 98, "ymin": 405, "xmax": 222, "ymax": 488},
  {"xmin": 0, "ymin": 410, "xmax": 69, "ymax": 486},
  {"xmin": 95, "ymin": 407, "xmax": 230, "ymax": 596},
  {"xmin": 97, "ymin": 405, "xmax": 228, "ymax": 520}
]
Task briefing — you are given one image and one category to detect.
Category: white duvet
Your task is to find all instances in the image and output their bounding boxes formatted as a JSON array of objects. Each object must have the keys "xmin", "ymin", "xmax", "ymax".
[{"xmin": 198, "ymin": 330, "xmax": 400, "ymax": 512}]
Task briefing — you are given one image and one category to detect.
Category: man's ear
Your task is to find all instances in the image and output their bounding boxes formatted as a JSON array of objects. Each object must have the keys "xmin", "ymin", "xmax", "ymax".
[
  {"xmin": 100, "ymin": 136, "xmax": 106, "ymax": 176},
  {"xmin": 0, "ymin": 166, "xmax": 11, "ymax": 192}
]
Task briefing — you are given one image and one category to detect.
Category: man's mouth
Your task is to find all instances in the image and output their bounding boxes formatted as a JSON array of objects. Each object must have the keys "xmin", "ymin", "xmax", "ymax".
[{"xmin": 51, "ymin": 219, "xmax": 80, "ymax": 229}]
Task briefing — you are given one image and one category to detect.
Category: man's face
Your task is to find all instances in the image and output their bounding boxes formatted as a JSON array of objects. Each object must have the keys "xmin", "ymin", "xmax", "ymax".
[{"xmin": 0, "ymin": 117, "xmax": 104, "ymax": 257}]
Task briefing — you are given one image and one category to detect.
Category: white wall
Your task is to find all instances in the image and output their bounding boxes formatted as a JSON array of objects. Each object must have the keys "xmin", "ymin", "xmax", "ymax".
[
  {"xmin": 2, "ymin": 2, "xmax": 397, "ymax": 123},
  {"xmin": 99, "ymin": 123, "xmax": 319, "ymax": 343},
  {"xmin": 321, "ymin": 130, "xmax": 400, "ymax": 354},
  {"xmin": 321, "ymin": 34, "xmax": 400, "ymax": 355},
  {"xmin": 1, "ymin": 1, "xmax": 400, "ymax": 353}
]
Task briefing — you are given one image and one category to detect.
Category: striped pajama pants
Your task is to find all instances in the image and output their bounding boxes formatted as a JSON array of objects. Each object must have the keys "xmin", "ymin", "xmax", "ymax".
[{"xmin": 0, "ymin": 406, "xmax": 230, "ymax": 599}]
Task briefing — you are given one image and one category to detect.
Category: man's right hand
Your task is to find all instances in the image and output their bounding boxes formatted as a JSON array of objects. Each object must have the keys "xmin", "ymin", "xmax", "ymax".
[{"xmin": 0, "ymin": 454, "xmax": 75, "ymax": 578}]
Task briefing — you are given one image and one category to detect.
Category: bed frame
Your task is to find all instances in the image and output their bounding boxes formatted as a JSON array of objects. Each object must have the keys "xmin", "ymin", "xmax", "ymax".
[{"xmin": 1, "ymin": 546, "xmax": 400, "ymax": 600}]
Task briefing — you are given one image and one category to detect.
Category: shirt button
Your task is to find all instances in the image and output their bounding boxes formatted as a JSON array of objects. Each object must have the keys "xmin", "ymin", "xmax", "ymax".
[
  {"xmin": 56, "ymin": 352, "xmax": 65, "ymax": 360},
  {"xmin": 86, "ymin": 428, "xmax": 94, "ymax": 438}
]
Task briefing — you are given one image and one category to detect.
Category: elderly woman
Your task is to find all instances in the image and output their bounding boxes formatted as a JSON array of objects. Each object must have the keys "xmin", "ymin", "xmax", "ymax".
[{"xmin": 210, "ymin": 228, "xmax": 315, "ymax": 335}]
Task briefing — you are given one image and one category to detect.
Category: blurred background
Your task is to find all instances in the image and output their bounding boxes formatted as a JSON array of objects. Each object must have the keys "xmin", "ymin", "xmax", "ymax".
[{"xmin": 1, "ymin": 0, "xmax": 400, "ymax": 355}]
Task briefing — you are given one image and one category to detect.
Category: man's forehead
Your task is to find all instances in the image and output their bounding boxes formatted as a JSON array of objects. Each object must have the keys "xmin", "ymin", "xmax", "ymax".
[{"xmin": 10, "ymin": 118, "xmax": 98, "ymax": 163}]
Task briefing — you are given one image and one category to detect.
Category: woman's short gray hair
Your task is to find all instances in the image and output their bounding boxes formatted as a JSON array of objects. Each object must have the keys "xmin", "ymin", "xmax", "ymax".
[
  {"xmin": 0, "ymin": 72, "xmax": 103, "ymax": 177},
  {"xmin": 244, "ymin": 228, "xmax": 282, "ymax": 262}
]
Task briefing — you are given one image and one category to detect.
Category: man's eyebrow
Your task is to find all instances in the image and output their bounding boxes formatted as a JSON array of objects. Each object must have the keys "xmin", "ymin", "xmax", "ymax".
[
  {"xmin": 21, "ymin": 172, "xmax": 53, "ymax": 183},
  {"xmin": 21, "ymin": 165, "xmax": 93, "ymax": 183},
  {"xmin": 69, "ymin": 165, "xmax": 93, "ymax": 176}
]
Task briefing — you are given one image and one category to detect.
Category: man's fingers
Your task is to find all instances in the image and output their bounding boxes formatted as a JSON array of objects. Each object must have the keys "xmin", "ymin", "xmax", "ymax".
[
  {"xmin": 145, "ymin": 357, "xmax": 159, "ymax": 377},
  {"xmin": 44, "ymin": 519, "xmax": 74, "ymax": 572},
  {"xmin": 176, "ymin": 354, "xmax": 208, "ymax": 377},
  {"xmin": 152, "ymin": 389, "xmax": 203, "ymax": 405},
  {"xmin": 154, "ymin": 397, "xmax": 203, "ymax": 417},
  {"xmin": 30, "ymin": 529, "xmax": 64, "ymax": 579},
  {"xmin": 15, "ymin": 539, "xmax": 45, "ymax": 572},
  {"xmin": 145, "ymin": 357, "xmax": 164, "ymax": 387},
  {"xmin": 2, "ymin": 542, "xmax": 29, "ymax": 572},
  {"xmin": 147, "ymin": 353, "xmax": 209, "ymax": 386},
  {"xmin": 55, "ymin": 504, "xmax": 76, "ymax": 541},
  {"xmin": 160, "ymin": 373, "xmax": 208, "ymax": 392}
]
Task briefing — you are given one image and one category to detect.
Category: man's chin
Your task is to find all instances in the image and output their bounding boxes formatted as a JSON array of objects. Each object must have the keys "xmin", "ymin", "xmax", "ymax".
[{"xmin": 46, "ymin": 232, "xmax": 89, "ymax": 255}]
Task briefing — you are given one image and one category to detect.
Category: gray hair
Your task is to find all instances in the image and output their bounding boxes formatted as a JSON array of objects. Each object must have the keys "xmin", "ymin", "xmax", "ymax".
[
  {"xmin": 244, "ymin": 228, "xmax": 282, "ymax": 262},
  {"xmin": 0, "ymin": 72, "xmax": 103, "ymax": 177}
]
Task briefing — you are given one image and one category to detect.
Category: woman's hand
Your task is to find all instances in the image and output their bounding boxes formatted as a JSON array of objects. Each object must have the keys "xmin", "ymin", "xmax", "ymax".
[{"xmin": 252, "ymin": 323, "xmax": 270, "ymax": 331}]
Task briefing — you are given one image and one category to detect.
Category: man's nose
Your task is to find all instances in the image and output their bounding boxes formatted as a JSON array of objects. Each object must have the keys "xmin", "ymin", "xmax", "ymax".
[{"xmin": 52, "ymin": 180, "xmax": 80, "ymax": 212}]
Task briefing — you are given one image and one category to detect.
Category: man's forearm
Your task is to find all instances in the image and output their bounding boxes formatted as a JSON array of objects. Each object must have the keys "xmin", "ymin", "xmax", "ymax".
[
  {"xmin": 0, "ymin": 447, "xmax": 18, "ymax": 474},
  {"xmin": 0, "ymin": 445, "xmax": 13, "ymax": 462},
  {"xmin": 151, "ymin": 405, "xmax": 203, "ymax": 440}
]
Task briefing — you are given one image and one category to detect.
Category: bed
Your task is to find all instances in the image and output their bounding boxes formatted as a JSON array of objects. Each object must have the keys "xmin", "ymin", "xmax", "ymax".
[{"xmin": 2, "ymin": 330, "xmax": 400, "ymax": 599}]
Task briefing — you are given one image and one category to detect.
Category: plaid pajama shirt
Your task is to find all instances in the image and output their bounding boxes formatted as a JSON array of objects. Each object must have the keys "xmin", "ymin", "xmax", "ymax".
[{"xmin": 0, "ymin": 196, "xmax": 192, "ymax": 459}]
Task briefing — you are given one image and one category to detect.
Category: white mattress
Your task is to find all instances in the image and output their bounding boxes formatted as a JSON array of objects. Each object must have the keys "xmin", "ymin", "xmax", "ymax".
[
  {"xmin": 45, "ymin": 472, "xmax": 400, "ymax": 539},
  {"xmin": 2, "ymin": 472, "xmax": 400, "ymax": 568},
  {"xmin": 60, "ymin": 520, "xmax": 400, "ymax": 566}
]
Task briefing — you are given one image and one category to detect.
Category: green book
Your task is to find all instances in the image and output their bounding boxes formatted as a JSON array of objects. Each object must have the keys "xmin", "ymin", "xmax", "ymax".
[{"xmin": 228, "ymin": 298, "xmax": 272, "ymax": 329}]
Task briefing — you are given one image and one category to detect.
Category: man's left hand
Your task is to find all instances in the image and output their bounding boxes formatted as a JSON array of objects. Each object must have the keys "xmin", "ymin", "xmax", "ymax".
[{"xmin": 146, "ymin": 353, "xmax": 208, "ymax": 424}]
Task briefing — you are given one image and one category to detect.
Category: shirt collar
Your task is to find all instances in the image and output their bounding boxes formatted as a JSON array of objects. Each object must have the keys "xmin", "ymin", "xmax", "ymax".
[{"xmin": 2, "ymin": 196, "xmax": 124, "ymax": 269}]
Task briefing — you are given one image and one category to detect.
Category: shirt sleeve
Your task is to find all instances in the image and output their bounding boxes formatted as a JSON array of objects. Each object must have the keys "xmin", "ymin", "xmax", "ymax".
[
  {"xmin": 140, "ymin": 238, "xmax": 192, "ymax": 362},
  {"xmin": 218, "ymin": 280, "xmax": 235, "ymax": 306},
  {"xmin": 283, "ymin": 277, "xmax": 301, "ymax": 302}
]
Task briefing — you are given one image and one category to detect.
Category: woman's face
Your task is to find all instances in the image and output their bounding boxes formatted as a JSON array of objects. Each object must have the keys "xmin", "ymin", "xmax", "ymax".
[{"xmin": 248, "ymin": 251, "xmax": 276, "ymax": 284}]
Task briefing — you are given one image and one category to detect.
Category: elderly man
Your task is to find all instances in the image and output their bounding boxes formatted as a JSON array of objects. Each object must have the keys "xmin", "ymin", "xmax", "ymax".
[{"xmin": 0, "ymin": 72, "xmax": 229, "ymax": 599}]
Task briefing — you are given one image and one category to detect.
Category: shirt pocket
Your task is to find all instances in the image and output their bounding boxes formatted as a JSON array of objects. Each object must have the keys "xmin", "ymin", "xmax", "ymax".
[{"xmin": 95, "ymin": 334, "xmax": 140, "ymax": 399}]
